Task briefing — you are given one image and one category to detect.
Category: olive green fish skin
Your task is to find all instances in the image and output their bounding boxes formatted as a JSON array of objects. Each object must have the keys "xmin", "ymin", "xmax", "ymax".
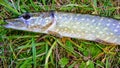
[{"xmin": 4, "ymin": 12, "xmax": 120, "ymax": 45}]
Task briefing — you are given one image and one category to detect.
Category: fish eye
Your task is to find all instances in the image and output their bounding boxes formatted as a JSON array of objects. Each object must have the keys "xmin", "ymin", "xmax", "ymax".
[{"xmin": 22, "ymin": 13, "xmax": 31, "ymax": 20}]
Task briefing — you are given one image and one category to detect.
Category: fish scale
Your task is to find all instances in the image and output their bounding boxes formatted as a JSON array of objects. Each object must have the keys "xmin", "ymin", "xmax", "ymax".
[{"xmin": 4, "ymin": 12, "xmax": 120, "ymax": 45}]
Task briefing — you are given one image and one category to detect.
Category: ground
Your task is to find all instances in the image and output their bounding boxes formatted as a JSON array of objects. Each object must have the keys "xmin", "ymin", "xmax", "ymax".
[{"xmin": 0, "ymin": 0, "xmax": 120, "ymax": 68}]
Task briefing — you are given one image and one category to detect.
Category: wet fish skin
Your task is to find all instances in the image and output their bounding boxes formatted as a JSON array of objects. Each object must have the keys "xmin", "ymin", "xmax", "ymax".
[{"xmin": 4, "ymin": 12, "xmax": 120, "ymax": 45}]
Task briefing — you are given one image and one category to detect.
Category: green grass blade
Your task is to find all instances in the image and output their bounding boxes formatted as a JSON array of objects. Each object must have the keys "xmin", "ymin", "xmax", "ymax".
[
  {"xmin": 30, "ymin": 0, "xmax": 38, "ymax": 11},
  {"xmin": 0, "ymin": 0, "xmax": 20, "ymax": 15},
  {"xmin": 17, "ymin": 0, "xmax": 20, "ymax": 11},
  {"xmin": 17, "ymin": 42, "xmax": 46, "ymax": 49},
  {"xmin": 105, "ymin": 57, "xmax": 110, "ymax": 68},
  {"xmin": 20, "ymin": 60, "xmax": 31, "ymax": 68},
  {"xmin": 18, "ymin": 52, "xmax": 46, "ymax": 61},
  {"xmin": 9, "ymin": 42, "xmax": 17, "ymax": 59},
  {"xmin": 51, "ymin": 0, "xmax": 55, "ymax": 10},
  {"xmin": 32, "ymin": 38, "xmax": 36, "ymax": 68},
  {"xmin": 45, "ymin": 41, "xmax": 57, "ymax": 68}
]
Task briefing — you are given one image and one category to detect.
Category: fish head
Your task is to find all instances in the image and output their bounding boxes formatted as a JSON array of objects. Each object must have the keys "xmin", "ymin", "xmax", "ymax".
[{"xmin": 4, "ymin": 12, "xmax": 54, "ymax": 32}]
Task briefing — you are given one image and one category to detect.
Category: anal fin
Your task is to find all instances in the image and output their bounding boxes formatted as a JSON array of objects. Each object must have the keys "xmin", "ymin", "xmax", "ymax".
[{"xmin": 95, "ymin": 39, "xmax": 117, "ymax": 45}]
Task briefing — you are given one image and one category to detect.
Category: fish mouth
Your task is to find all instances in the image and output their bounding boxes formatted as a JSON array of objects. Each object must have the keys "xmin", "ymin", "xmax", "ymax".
[{"xmin": 4, "ymin": 18, "xmax": 27, "ymax": 29}]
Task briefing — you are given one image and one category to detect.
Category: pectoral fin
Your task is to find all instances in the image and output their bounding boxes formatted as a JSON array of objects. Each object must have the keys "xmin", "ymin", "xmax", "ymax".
[{"xmin": 47, "ymin": 30, "xmax": 62, "ymax": 38}]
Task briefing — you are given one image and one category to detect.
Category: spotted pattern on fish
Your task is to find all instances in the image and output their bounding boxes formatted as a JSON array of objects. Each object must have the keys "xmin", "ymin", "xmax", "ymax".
[{"xmin": 4, "ymin": 12, "xmax": 120, "ymax": 45}]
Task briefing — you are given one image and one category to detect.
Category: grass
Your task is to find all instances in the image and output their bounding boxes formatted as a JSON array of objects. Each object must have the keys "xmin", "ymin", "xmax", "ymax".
[{"xmin": 0, "ymin": 0, "xmax": 120, "ymax": 68}]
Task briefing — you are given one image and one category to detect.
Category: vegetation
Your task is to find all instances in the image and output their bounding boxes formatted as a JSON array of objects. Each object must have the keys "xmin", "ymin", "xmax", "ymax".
[{"xmin": 0, "ymin": 0, "xmax": 120, "ymax": 68}]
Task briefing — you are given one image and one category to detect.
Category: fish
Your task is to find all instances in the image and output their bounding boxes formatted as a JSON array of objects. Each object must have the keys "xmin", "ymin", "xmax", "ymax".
[{"xmin": 4, "ymin": 11, "xmax": 120, "ymax": 45}]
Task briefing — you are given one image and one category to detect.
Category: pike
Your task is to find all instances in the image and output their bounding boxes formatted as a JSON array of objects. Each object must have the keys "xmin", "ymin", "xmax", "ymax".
[{"xmin": 4, "ymin": 11, "xmax": 120, "ymax": 45}]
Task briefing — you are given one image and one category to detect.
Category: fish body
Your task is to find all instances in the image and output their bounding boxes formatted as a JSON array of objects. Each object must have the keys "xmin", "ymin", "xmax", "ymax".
[{"xmin": 5, "ymin": 12, "xmax": 120, "ymax": 45}]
